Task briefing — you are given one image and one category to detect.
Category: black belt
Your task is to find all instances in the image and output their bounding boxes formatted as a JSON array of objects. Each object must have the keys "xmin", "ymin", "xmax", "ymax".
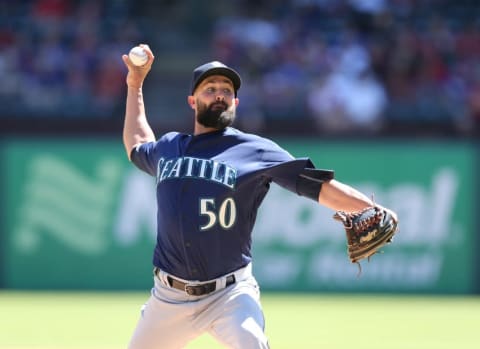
[{"xmin": 167, "ymin": 274, "xmax": 236, "ymax": 296}]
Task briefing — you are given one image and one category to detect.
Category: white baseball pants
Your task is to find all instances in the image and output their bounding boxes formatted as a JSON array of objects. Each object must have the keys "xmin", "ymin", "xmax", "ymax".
[{"xmin": 128, "ymin": 264, "xmax": 269, "ymax": 349}]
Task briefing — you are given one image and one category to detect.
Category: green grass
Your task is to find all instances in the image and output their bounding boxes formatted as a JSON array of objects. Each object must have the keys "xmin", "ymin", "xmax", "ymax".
[{"xmin": 0, "ymin": 291, "xmax": 479, "ymax": 349}]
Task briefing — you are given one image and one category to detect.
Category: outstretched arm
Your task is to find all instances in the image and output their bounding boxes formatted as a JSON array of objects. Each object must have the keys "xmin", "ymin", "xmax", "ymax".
[
  {"xmin": 318, "ymin": 179, "xmax": 374, "ymax": 212},
  {"xmin": 121, "ymin": 44, "xmax": 156, "ymax": 160}
]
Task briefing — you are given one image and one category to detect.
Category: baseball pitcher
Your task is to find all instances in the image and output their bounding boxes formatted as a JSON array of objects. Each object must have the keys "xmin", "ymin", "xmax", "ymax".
[{"xmin": 122, "ymin": 44, "xmax": 398, "ymax": 349}]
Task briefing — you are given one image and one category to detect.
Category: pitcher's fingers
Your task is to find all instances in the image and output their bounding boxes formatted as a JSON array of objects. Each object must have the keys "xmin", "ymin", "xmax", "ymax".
[
  {"xmin": 122, "ymin": 54, "xmax": 133, "ymax": 68},
  {"xmin": 138, "ymin": 44, "xmax": 154, "ymax": 59}
]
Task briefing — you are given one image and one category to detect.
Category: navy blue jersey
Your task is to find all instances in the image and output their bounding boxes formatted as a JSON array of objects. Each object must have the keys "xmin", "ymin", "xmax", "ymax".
[{"xmin": 131, "ymin": 127, "xmax": 315, "ymax": 281}]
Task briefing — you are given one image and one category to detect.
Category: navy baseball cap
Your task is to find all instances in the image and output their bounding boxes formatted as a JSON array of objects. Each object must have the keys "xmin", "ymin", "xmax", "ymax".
[{"xmin": 191, "ymin": 61, "xmax": 242, "ymax": 96}]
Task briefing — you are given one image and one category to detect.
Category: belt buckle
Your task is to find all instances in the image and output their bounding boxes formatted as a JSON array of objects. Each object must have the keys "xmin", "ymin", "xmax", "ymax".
[
  {"xmin": 185, "ymin": 282, "xmax": 216, "ymax": 296},
  {"xmin": 185, "ymin": 283, "xmax": 208, "ymax": 296},
  {"xmin": 184, "ymin": 284, "xmax": 197, "ymax": 296}
]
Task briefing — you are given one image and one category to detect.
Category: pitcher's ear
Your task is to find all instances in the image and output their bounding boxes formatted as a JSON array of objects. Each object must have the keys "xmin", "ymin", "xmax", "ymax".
[{"xmin": 187, "ymin": 96, "xmax": 195, "ymax": 109}]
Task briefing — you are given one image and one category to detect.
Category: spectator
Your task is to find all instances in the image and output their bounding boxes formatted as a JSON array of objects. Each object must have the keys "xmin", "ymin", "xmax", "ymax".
[{"xmin": 307, "ymin": 41, "xmax": 387, "ymax": 133}]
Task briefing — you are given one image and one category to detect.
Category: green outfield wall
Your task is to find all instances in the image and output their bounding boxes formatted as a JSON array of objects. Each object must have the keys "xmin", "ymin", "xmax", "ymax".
[{"xmin": 0, "ymin": 138, "xmax": 477, "ymax": 293}]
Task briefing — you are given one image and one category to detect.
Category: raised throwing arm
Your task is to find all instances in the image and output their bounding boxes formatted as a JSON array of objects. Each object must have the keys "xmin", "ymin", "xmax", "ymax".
[{"xmin": 121, "ymin": 44, "xmax": 156, "ymax": 160}]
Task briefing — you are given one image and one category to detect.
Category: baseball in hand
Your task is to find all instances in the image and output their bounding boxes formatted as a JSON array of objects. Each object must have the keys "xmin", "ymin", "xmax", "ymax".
[{"xmin": 128, "ymin": 46, "xmax": 148, "ymax": 66}]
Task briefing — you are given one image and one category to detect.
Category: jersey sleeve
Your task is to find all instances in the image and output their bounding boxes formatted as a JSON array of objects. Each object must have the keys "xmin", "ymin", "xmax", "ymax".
[
  {"xmin": 130, "ymin": 132, "xmax": 182, "ymax": 177},
  {"xmin": 258, "ymin": 138, "xmax": 312, "ymax": 191},
  {"xmin": 264, "ymin": 157, "xmax": 316, "ymax": 193},
  {"xmin": 259, "ymin": 138, "xmax": 334, "ymax": 200},
  {"xmin": 130, "ymin": 141, "xmax": 158, "ymax": 176}
]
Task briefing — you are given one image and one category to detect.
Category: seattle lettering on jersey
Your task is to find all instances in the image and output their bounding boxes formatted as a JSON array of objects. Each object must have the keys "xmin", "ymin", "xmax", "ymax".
[{"xmin": 156, "ymin": 156, "xmax": 237, "ymax": 189}]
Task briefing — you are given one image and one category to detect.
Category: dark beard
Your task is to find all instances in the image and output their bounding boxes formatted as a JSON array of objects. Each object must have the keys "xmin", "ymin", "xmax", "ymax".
[{"xmin": 197, "ymin": 101, "xmax": 235, "ymax": 129}]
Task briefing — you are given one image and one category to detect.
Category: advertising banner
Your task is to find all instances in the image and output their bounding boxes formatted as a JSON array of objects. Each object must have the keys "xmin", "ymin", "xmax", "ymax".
[
  {"xmin": 1, "ymin": 139, "xmax": 476, "ymax": 293},
  {"xmin": 3, "ymin": 139, "xmax": 155, "ymax": 289}
]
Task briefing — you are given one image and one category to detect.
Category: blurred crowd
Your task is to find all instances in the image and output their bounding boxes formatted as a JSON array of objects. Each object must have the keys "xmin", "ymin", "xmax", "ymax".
[
  {"xmin": 1, "ymin": 0, "xmax": 479, "ymax": 136},
  {"xmin": 212, "ymin": 0, "xmax": 480, "ymax": 135},
  {"xmin": 0, "ymin": 0, "xmax": 145, "ymax": 119}
]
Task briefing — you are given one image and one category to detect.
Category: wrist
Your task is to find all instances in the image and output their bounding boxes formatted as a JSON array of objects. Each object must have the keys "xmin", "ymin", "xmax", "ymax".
[{"xmin": 127, "ymin": 83, "xmax": 143, "ymax": 90}]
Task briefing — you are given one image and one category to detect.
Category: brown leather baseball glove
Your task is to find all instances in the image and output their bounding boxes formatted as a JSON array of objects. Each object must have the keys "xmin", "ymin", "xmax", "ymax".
[{"xmin": 334, "ymin": 206, "xmax": 399, "ymax": 268}]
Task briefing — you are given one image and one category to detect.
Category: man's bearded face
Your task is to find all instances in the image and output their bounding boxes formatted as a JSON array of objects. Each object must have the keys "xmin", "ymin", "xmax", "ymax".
[{"xmin": 196, "ymin": 99, "xmax": 236, "ymax": 129}]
